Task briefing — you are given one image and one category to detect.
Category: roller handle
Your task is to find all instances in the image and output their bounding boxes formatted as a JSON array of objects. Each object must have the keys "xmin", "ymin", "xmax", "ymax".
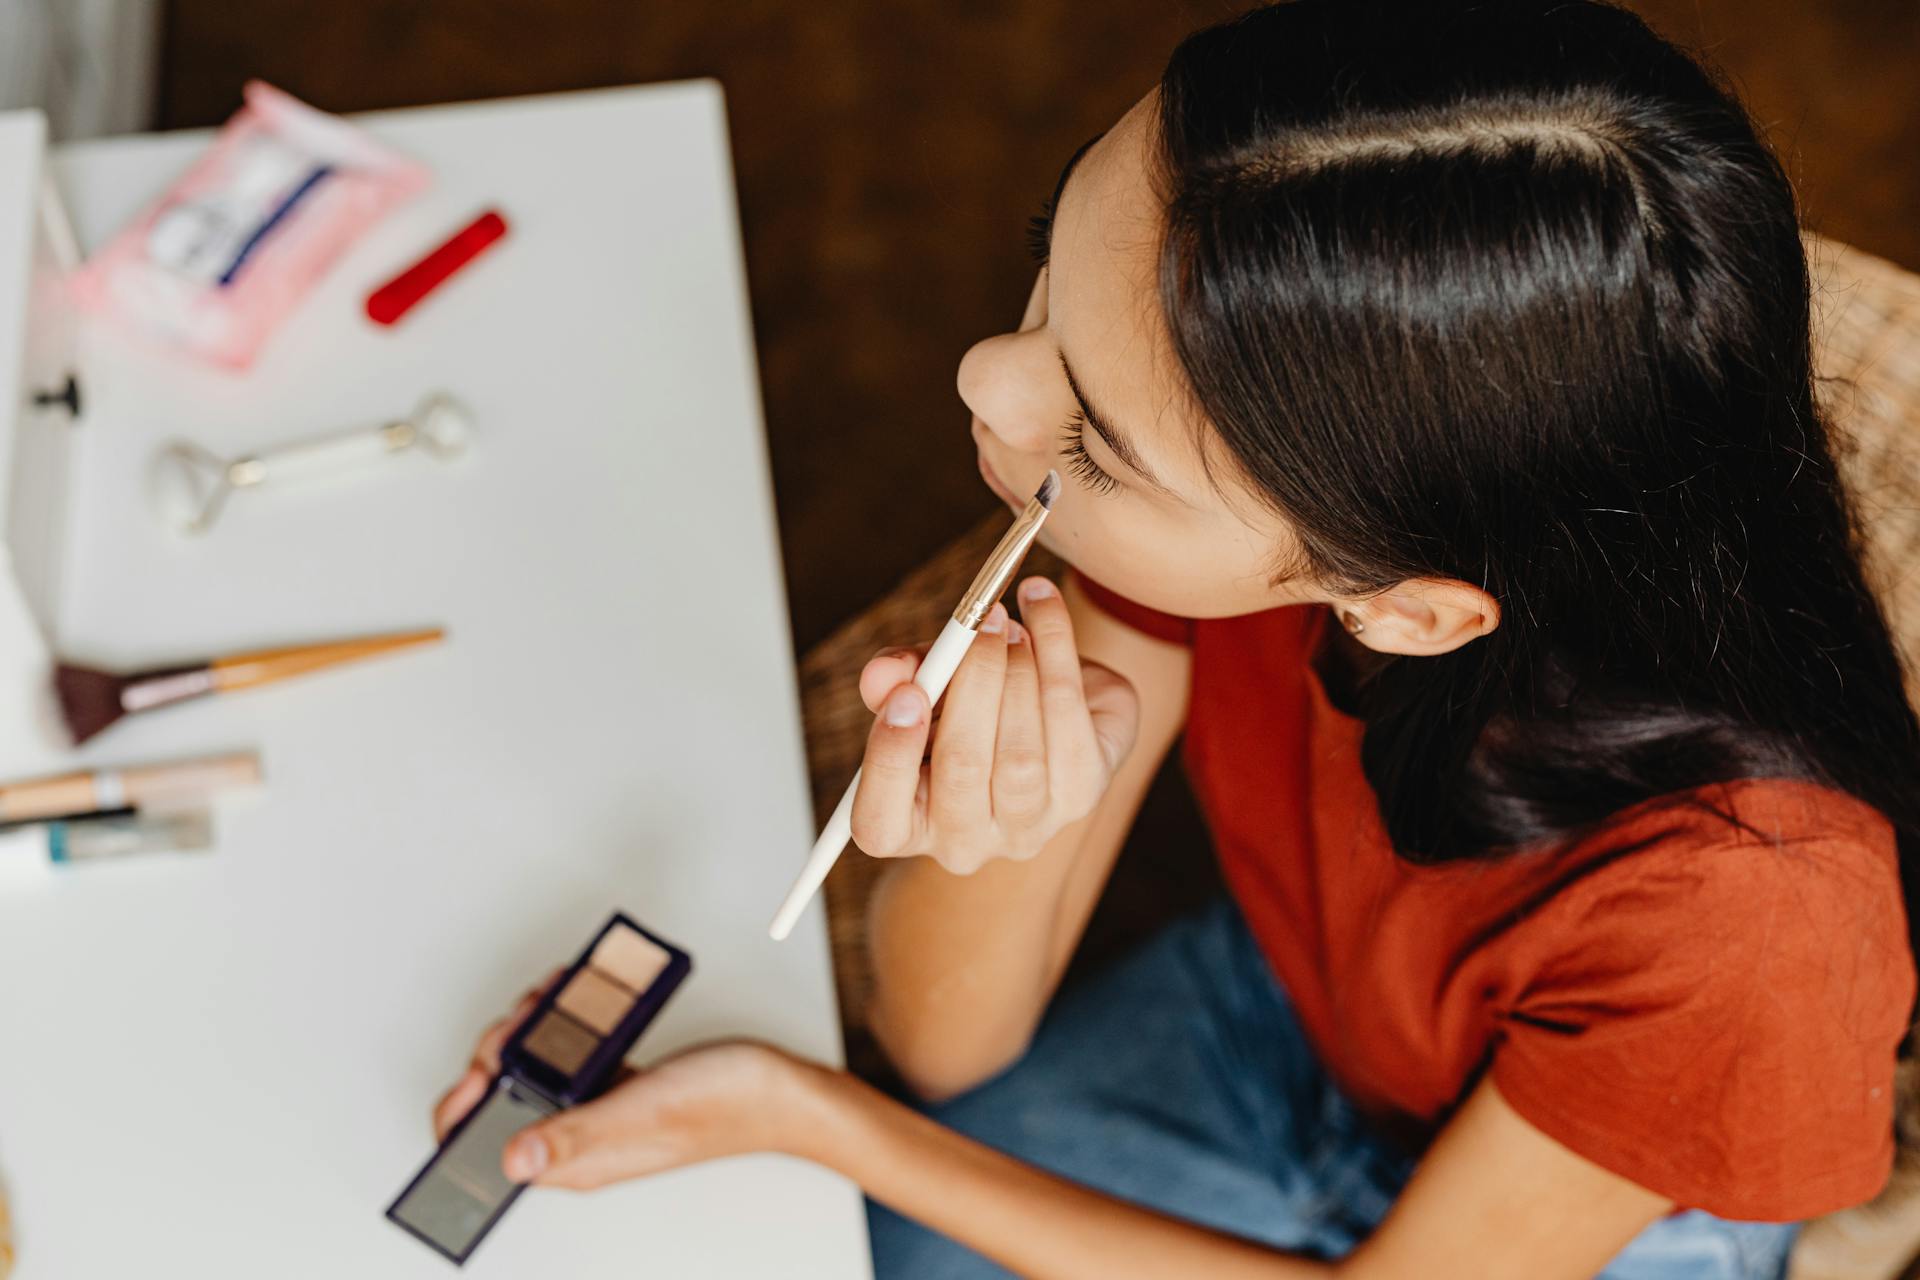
[{"xmin": 239, "ymin": 423, "xmax": 406, "ymax": 483}]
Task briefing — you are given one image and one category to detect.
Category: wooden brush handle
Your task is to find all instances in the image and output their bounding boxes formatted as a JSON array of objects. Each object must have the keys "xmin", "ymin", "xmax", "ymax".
[{"xmin": 210, "ymin": 628, "xmax": 446, "ymax": 693}]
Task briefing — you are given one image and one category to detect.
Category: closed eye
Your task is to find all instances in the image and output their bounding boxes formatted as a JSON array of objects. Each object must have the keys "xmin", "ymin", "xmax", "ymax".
[{"xmin": 1059, "ymin": 408, "xmax": 1118, "ymax": 495}]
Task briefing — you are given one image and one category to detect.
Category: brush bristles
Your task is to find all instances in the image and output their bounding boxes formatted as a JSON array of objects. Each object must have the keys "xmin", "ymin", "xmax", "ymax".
[
  {"xmin": 1034, "ymin": 469, "xmax": 1060, "ymax": 511},
  {"xmin": 54, "ymin": 664, "xmax": 129, "ymax": 746}
]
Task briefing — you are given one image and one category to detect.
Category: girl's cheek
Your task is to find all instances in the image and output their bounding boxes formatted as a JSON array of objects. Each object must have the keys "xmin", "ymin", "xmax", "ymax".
[{"xmin": 1051, "ymin": 513, "xmax": 1150, "ymax": 589}]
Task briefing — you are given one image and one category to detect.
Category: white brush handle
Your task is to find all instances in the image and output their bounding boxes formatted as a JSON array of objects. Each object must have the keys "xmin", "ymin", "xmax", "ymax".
[{"xmin": 769, "ymin": 617, "xmax": 978, "ymax": 941}]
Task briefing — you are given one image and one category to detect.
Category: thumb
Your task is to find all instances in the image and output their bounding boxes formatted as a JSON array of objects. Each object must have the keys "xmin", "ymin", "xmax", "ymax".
[
  {"xmin": 502, "ymin": 1108, "xmax": 596, "ymax": 1186},
  {"xmin": 503, "ymin": 1093, "xmax": 648, "ymax": 1190},
  {"xmin": 501, "ymin": 1120, "xmax": 556, "ymax": 1183}
]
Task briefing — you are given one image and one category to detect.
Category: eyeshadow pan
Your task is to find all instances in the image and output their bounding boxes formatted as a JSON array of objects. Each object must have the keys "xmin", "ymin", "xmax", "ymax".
[
  {"xmin": 557, "ymin": 966, "xmax": 634, "ymax": 1035},
  {"xmin": 590, "ymin": 924, "xmax": 671, "ymax": 993},
  {"xmin": 522, "ymin": 1009, "xmax": 599, "ymax": 1075}
]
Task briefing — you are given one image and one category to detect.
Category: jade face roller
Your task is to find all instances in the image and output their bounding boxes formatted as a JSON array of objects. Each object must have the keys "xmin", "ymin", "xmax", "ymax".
[{"xmin": 148, "ymin": 391, "xmax": 475, "ymax": 535}]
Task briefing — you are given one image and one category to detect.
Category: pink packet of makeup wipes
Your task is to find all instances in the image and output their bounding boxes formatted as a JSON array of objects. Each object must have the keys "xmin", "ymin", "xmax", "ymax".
[{"xmin": 69, "ymin": 81, "xmax": 429, "ymax": 369}]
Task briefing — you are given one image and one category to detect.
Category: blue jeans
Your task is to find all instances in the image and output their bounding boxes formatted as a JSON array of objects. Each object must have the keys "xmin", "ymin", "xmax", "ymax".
[{"xmin": 868, "ymin": 896, "xmax": 1800, "ymax": 1279}]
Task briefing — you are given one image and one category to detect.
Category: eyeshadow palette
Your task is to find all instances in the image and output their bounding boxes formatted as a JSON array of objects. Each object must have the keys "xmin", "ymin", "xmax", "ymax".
[{"xmin": 387, "ymin": 912, "xmax": 691, "ymax": 1264}]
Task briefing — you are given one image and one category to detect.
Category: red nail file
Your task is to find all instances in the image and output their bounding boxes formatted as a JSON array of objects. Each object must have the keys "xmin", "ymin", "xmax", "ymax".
[{"xmin": 365, "ymin": 208, "xmax": 509, "ymax": 326}]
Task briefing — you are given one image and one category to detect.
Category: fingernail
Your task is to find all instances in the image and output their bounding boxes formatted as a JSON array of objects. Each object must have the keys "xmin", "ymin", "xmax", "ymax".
[
  {"xmin": 884, "ymin": 686, "xmax": 924, "ymax": 727},
  {"xmin": 1019, "ymin": 577, "xmax": 1057, "ymax": 604},
  {"xmin": 1006, "ymin": 619, "xmax": 1027, "ymax": 646},
  {"xmin": 504, "ymin": 1133, "xmax": 548, "ymax": 1181},
  {"xmin": 980, "ymin": 602, "xmax": 1007, "ymax": 635}
]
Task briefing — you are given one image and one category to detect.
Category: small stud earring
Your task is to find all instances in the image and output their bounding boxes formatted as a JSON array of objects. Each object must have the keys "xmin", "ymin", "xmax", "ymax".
[{"xmin": 1339, "ymin": 610, "xmax": 1365, "ymax": 635}]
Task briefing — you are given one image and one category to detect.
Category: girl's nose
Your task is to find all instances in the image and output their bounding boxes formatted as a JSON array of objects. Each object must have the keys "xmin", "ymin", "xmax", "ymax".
[{"xmin": 957, "ymin": 328, "xmax": 1062, "ymax": 453}]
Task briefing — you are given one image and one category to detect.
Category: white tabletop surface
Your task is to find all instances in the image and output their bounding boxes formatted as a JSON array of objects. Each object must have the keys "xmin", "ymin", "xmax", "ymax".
[{"xmin": 0, "ymin": 83, "xmax": 871, "ymax": 1277}]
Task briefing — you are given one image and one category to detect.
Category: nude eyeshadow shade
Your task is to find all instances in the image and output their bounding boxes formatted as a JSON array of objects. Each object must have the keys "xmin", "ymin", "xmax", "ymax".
[
  {"xmin": 591, "ymin": 926, "xmax": 672, "ymax": 993},
  {"xmin": 555, "ymin": 967, "xmax": 634, "ymax": 1035},
  {"xmin": 387, "ymin": 913, "xmax": 691, "ymax": 1264}
]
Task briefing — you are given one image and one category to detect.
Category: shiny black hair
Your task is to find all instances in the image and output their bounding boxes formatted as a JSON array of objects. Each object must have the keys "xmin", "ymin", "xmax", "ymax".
[{"xmin": 1156, "ymin": 0, "xmax": 1920, "ymax": 1006}]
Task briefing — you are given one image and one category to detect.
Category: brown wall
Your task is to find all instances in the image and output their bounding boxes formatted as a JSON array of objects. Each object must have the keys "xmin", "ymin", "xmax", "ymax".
[{"xmin": 160, "ymin": 1, "xmax": 1920, "ymax": 652}]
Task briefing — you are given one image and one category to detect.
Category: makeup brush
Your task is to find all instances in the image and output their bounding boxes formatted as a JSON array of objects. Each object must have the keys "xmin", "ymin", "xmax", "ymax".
[
  {"xmin": 0, "ymin": 750, "xmax": 261, "ymax": 821},
  {"xmin": 770, "ymin": 471, "xmax": 1059, "ymax": 941},
  {"xmin": 56, "ymin": 628, "xmax": 445, "ymax": 745}
]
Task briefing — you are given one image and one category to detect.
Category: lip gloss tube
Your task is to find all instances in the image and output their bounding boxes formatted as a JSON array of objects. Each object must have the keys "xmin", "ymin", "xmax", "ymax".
[{"xmin": 0, "ymin": 810, "xmax": 215, "ymax": 884}]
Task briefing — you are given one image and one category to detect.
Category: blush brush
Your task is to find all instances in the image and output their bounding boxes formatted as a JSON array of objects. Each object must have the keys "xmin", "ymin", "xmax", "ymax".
[
  {"xmin": 769, "ymin": 470, "xmax": 1059, "ymax": 941},
  {"xmin": 56, "ymin": 627, "xmax": 446, "ymax": 745}
]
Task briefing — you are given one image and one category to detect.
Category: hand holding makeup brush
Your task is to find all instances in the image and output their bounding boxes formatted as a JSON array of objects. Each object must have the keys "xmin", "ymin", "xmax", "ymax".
[
  {"xmin": 769, "ymin": 473, "xmax": 1071, "ymax": 939},
  {"xmin": 847, "ymin": 576, "xmax": 1139, "ymax": 876}
]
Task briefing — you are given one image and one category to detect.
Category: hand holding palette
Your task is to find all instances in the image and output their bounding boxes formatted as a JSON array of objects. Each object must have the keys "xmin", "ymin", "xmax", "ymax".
[{"xmin": 387, "ymin": 913, "xmax": 691, "ymax": 1264}]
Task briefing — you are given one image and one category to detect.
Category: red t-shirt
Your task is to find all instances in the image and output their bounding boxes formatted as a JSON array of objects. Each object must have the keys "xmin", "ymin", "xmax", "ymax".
[{"xmin": 1075, "ymin": 572, "xmax": 1915, "ymax": 1221}]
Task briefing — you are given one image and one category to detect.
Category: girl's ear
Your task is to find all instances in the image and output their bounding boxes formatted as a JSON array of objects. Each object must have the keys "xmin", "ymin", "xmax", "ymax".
[{"xmin": 1338, "ymin": 579, "xmax": 1500, "ymax": 656}]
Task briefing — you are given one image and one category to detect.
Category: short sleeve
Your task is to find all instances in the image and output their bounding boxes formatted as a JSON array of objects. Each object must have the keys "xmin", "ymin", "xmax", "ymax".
[
  {"xmin": 1068, "ymin": 570, "xmax": 1196, "ymax": 646},
  {"xmin": 1489, "ymin": 794, "xmax": 1915, "ymax": 1221}
]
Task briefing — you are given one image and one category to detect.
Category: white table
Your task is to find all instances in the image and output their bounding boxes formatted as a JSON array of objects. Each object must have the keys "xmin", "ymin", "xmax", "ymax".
[{"xmin": 0, "ymin": 83, "xmax": 872, "ymax": 1277}]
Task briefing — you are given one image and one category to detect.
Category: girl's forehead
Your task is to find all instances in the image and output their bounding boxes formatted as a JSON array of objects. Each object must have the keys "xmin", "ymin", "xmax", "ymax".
[{"xmin": 1054, "ymin": 94, "xmax": 1251, "ymax": 514}]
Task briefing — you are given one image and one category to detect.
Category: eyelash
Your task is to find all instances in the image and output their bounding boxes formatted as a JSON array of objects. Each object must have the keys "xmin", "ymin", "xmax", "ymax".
[
  {"xmin": 1059, "ymin": 408, "xmax": 1119, "ymax": 495},
  {"xmin": 1025, "ymin": 197, "xmax": 1055, "ymax": 268},
  {"xmin": 1027, "ymin": 197, "xmax": 1113, "ymax": 495}
]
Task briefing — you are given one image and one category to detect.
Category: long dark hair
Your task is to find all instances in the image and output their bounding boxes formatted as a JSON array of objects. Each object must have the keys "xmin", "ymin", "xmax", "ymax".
[{"xmin": 1155, "ymin": 0, "xmax": 1920, "ymax": 1012}]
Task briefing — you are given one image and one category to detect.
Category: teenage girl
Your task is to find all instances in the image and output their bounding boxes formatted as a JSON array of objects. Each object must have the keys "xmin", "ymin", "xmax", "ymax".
[{"xmin": 434, "ymin": 3, "xmax": 1920, "ymax": 1276}]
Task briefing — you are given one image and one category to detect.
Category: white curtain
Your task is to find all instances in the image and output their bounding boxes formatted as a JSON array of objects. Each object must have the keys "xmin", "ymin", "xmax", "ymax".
[{"xmin": 0, "ymin": 0, "xmax": 160, "ymax": 141}]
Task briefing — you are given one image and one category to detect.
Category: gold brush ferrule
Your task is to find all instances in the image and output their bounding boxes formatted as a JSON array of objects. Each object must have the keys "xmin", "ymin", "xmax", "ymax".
[{"xmin": 952, "ymin": 493, "xmax": 1053, "ymax": 629}]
